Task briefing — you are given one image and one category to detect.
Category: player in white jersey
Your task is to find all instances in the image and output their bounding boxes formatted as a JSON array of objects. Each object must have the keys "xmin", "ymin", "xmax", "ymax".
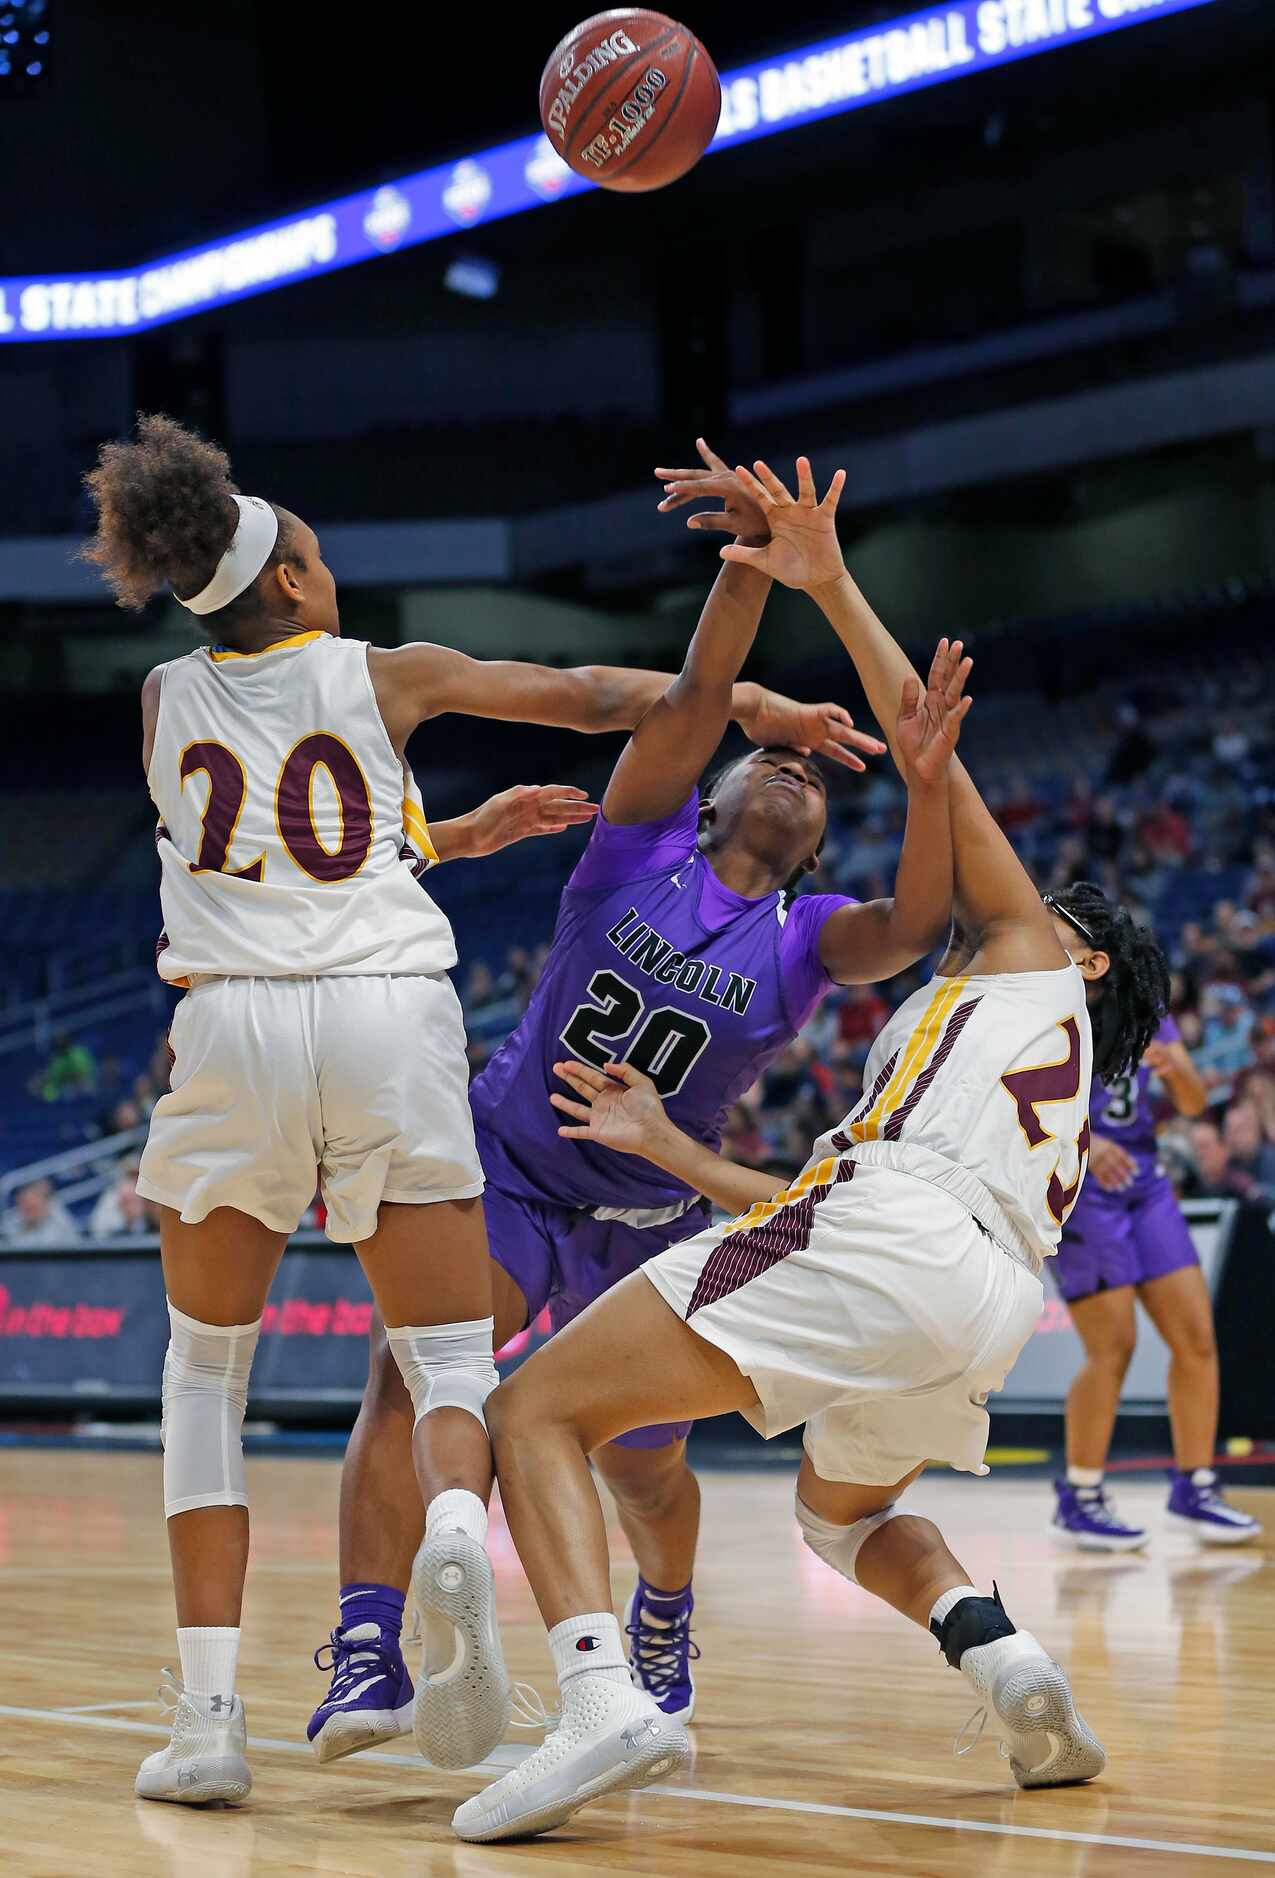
[
  {"xmin": 82, "ymin": 415, "xmax": 871, "ymax": 1804},
  {"xmin": 453, "ymin": 459, "xmax": 1170, "ymax": 1844}
]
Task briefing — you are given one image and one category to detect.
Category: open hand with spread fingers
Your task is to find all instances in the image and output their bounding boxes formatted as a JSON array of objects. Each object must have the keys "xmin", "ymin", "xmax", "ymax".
[
  {"xmin": 550, "ymin": 1059, "xmax": 672, "ymax": 1159},
  {"xmin": 716, "ymin": 457, "xmax": 850, "ymax": 591},
  {"xmin": 468, "ymin": 784, "xmax": 599, "ymax": 858},
  {"xmin": 654, "ymin": 438, "xmax": 770, "ymax": 545},
  {"xmin": 895, "ymin": 638, "xmax": 973, "ymax": 788}
]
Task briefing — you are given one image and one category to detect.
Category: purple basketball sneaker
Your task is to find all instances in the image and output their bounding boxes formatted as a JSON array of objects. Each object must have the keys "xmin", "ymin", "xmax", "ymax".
[
  {"xmin": 1051, "ymin": 1479, "xmax": 1148, "ymax": 1552},
  {"xmin": 1166, "ymin": 1468, "xmax": 1262, "ymax": 1544},
  {"xmin": 308, "ymin": 1622, "xmax": 415, "ymax": 1763},
  {"xmin": 624, "ymin": 1579, "xmax": 699, "ymax": 1723}
]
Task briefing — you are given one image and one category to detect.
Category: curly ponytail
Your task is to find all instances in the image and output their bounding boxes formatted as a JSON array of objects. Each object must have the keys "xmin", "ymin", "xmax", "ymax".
[
  {"xmin": 81, "ymin": 413, "xmax": 302, "ymax": 636},
  {"xmin": 1050, "ymin": 880, "xmax": 1170, "ymax": 1082}
]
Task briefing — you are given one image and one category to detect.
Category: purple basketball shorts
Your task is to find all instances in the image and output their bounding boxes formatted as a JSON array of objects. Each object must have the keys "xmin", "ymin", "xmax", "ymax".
[
  {"xmin": 1053, "ymin": 1173, "xmax": 1199, "ymax": 1304},
  {"xmin": 482, "ymin": 1176, "xmax": 709, "ymax": 1449}
]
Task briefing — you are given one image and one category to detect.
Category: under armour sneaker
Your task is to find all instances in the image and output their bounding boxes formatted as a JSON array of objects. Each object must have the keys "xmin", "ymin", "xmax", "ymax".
[
  {"xmin": 411, "ymin": 1526, "xmax": 511, "ymax": 1769},
  {"xmin": 136, "ymin": 1677, "xmax": 252, "ymax": 1805},
  {"xmin": 307, "ymin": 1622, "xmax": 415, "ymax": 1764},
  {"xmin": 1166, "ymin": 1468, "xmax": 1262, "ymax": 1544},
  {"xmin": 624, "ymin": 1580, "xmax": 699, "ymax": 1723},
  {"xmin": 1051, "ymin": 1479, "xmax": 1148, "ymax": 1552},
  {"xmin": 958, "ymin": 1629, "xmax": 1107, "ymax": 1789},
  {"xmin": 452, "ymin": 1673, "xmax": 689, "ymax": 1843}
]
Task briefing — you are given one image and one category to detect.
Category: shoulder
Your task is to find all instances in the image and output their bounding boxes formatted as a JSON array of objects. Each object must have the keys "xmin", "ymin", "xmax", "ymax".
[
  {"xmin": 566, "ymin": 793, "xmax": 700, "ymax": 896},
  {"xmin": 781, "ymin": 890, "xmax": 859, "ymax": 956}
]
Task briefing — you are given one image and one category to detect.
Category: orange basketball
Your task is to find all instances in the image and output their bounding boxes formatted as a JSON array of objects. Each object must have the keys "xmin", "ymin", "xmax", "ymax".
[{"xmin": 539, "ymin": 10, "xmax": 721, "ymax": 193}]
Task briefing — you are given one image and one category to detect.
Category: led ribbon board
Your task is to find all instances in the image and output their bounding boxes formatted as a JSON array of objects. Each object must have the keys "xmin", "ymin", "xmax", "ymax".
[{"xmin": 0, "ymin": 0, "xmax": 1216, "ymax": 344}]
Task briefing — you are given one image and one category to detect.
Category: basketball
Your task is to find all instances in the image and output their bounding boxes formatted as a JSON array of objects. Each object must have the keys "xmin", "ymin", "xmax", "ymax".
[{"xmin": 539, "ymin": 10, "xmax": 720, "ymax": 193}]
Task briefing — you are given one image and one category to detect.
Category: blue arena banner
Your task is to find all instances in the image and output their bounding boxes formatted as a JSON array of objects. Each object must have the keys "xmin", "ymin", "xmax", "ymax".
[{"xmin": 0, "ymin": 0, "xmax": 1218, "ymax": 344}]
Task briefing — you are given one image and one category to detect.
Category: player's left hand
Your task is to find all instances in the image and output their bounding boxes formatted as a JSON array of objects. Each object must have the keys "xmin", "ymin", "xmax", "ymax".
[
  {"xmin": 551, "ymin": 1058, "xmax": 670, "ymax": 1158},
  {"xmin": 468, "ymin": 784, "xmax": 598, "ymax": 858},
  {"xmin": 743, "ymin": 690, "xmax": 886, "ymax": 773},
  {"xmin": 1141, "ymin": 1040, "xmax": 1171, "ymax": 1074},
  {"xmin": 896, "ymin": 638, "xmax": 973, "ymax": 787},
  {"xmin": 655, "ymin": 437, "xmax": 770, "ymax": 544}
]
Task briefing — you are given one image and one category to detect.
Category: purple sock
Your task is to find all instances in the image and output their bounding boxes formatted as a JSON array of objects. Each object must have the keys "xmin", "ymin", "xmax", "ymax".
[
  {"xmin": 338, "ymin": 1581, "xmax": 405, "ymax": 1641},
  {"xmin": 637, "ymin": 1575, "xmax": 693, "ymax": 1617}
]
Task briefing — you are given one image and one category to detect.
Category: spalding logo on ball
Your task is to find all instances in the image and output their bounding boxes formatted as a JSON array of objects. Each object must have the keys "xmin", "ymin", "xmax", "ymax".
[{"xmin": 539, "ymin": 9, "xmax": 721, "ymax": 193}]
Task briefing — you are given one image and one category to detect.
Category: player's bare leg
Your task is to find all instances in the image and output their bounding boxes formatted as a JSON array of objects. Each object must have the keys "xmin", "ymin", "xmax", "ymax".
[
  {"xmin": 454, "ymin": 1273, "xmax": 758, "ymax": 1842},
  {"xmin": 1139, "ymin": 1266, "xmax": 1260, "ymax": 1542},
  {"xmin": 1054, "ymin": 1287, "xmax": 1147, "ymax": 1549},
  {"xmin": 796, "ymin": 1455, "xmax": 1106, "ymax": 1790},
  {"xmin": 340, "ymin": 1197, "xmax": 510, "ymax": 1770},
  {"xmin": 593, "ymin": 1436, "xmax": 701, "ymax": 1720},
  {"xmin": 313, "ymin": 1255, "xmax": 531, "ymax": 1763},
  {"xmin": 137, "ymin": 1205, "xmax": 288, "ymax": 1806}
]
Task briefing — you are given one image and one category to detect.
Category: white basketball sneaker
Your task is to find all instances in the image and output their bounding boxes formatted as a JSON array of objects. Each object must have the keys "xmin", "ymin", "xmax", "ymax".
[
  {"xmin": 959, "ymin": 1630, "xmax": 1106, "ymax": 1788},
  {"xmin": 452, "ymin": 1673, "xmax": 689, "ymax": 1843},
  {"xmin": 135, "ymin": 1679, "xmax": 252, "ymax": 1805},
  {"xmin": 411, "ymin": 1527, "xmax": 511, "ymax": 1769}
]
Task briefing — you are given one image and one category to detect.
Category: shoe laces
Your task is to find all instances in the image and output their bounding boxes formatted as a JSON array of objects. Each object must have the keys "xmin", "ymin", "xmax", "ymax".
[
  {"xmin": 626, "ymin": 1604, "xmax": 700, "ymax": 1700},
  {"xmin": 1076, "ymin": 1487, "xmax": 1135, "ymax": 1530},
  {"xmin": 156, "ymin": 1668, "xmax": 183, "ymax": 1720},
  {"xmin": 954, "ymin": 1704, "xmax": 1010, "ymax": 1762},
  {"xmin": 312, "ymin": 1624, "xmax": 397, "ymax": 1702},
  {"xmin": 510, "ymin": 1681, "xmax": 560, "ymax": 1732}
]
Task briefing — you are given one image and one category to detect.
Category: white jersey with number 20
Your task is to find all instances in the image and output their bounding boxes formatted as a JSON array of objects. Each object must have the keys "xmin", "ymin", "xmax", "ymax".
[{"xmin": 148, "ymin": 630, "xmax": 455, "ymax": 982}]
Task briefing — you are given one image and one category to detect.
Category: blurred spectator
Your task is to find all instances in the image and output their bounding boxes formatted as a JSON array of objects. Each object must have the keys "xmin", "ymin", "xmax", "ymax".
[
  {"xmin": 131, "ymin": 1073, "xmax": 159, "ymax": 1119},
  {"xmin": 100, "ymin": 1097, "xmax": 144, "ymax": 1138},
  {"xmin": 2, "ymin": 1178, "xmax": 77, "ymax": 1246},
  {"xmin": 1221, "ymin": 1100, "xmax": 1275, "ymax": 1202},
  {"xmin": 463, "ymin": 960, "xmax": 497, "ymax": 1009},
  {"xmin": 1188, "ymin": 1121, "xmax": 1235, "ymax": 1199},
  {"xmin": 89, "ymin": 1157, "xmax": 159, "ymax": 1239},
  {"xmin": 32, "ymin": 1032, "xmax": 97, "ymax": 1102},
  {"xmin": 1193, "ymin": 983, "xmax": 1256, "ymax": 1104}
]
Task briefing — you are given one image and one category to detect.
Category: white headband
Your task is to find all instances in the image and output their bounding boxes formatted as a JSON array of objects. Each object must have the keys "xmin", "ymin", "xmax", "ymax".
[{"xmin": 176, "ymin": 495, "xmax": 279, "ymax": 615}]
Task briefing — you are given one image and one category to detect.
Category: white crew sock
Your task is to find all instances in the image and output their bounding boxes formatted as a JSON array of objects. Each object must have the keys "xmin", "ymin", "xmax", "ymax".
[
  {"xmin": 1066, "ymin": 1465, "xmax": 1104, "ymax": 1489},
  {"xmin": 177, "ymin": 1625, "xmax": 240, "ymax": 1702},
  {"xmin": 549, "ymin": 1612, "xmax": 632, "ymax": 1692},
  {"xmin": 425, "ymin": 1488, "xmax": 488, "ymax": 1547},
  {"xmin": 928, "ymin": 1584, "xmax": 978, "ymax": 1632}
]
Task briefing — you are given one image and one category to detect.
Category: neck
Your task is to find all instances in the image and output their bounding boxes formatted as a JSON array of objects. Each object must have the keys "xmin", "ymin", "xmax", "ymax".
[
  {"xmin": 698, "ymin": 833, "xmax": 789, "ymax": 900},
  {"xmin": 214, "ymin": 609, "xmax": 310, "ymax": 654}
]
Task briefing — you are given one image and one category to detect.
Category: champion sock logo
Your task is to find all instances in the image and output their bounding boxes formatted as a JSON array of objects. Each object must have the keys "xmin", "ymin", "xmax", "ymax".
[{"xmin": 576, "ymin": 1635, "xmax": 601, "ymax": 1651}]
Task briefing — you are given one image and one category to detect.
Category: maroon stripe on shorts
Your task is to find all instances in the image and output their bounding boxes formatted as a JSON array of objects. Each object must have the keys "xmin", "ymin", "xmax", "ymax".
[
  {"xmin": 686, "ymin": 1160, "xmax": 855, "ymax": 1319},
  {"xmin": 883, "ymin": 995, "xmax": 982, "ymax": 1142},
  {"xmin": 830, "ymin": 1050, "xmax": 900, "ymax": 1153}
]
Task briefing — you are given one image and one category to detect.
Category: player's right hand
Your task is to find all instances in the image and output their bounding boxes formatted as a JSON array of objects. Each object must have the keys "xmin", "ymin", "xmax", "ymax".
[
  {"xmin": 655, "ymin": 437, "xmax": 770, "ymax": 544},
  {"xmin": 1088, "ymin": 1132, "xmax": 1138, "ymax": 1192},
  {"xmin": 717, "ymin": 458, "xmax": 849, "ymax": 592},
  {"xmin": 550, "ymin": 1058, "xmax": 669, "ymax": 1159}
]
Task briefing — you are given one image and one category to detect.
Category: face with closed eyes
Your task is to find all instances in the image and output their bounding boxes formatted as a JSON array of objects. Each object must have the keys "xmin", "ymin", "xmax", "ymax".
[{"xmin": 699, "ymin": 747, "xmax": 829, "ymax": 883}]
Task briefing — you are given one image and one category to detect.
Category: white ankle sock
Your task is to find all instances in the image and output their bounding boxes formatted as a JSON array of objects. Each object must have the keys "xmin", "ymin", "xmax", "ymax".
[
  {"xmin": 928, "ymin": 1584, "xmax": 977, "ymax": 1631},
  {"xmin": 425, "ymin": 1488, "xmax": 488, "ymax": 1547},
  {"xmin": 549, "ymin": 1612, "xmax": 632, "ymax": 1691},
  {"xmin": 177, "ymin": 1625, "xmax": 239, "ymax": 1701},
  {"xmin": 1066, "ymin": 1466, "xmax": 1104, "ymax": 1489}
]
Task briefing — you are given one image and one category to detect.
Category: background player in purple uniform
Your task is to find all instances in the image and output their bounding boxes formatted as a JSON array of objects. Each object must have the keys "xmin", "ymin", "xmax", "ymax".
[
  {"xmin": 310, "ymin": 441, "xmax": 951, "ymax": 1757},
  {"xmin": 1047, "ymin": 883, "xmax": 1260, "ymax": 1549}
]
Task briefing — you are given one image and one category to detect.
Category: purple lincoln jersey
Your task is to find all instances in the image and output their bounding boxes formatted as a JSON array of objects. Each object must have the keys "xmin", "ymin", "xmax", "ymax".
[
  {"xmin": 1055, "ymin": 1014, "xmax": 1198, "ymax": 1303},
  {"xmin": 471, "ymin": 793, "xmax": 853, "ymax": 1214}
]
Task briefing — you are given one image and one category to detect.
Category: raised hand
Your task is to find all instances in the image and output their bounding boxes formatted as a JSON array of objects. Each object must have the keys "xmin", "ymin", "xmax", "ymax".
[
  {"xmin": 468, "ymin": 784, "xmax": 598, "ymax": 859},
  {"xmin": 744, "ymin": 689, "xmax": 885, "ymax": 773},
  {"xmin": 717, "ymin": 457, "xmax": 849, "ymax": 591},
  {"xmin": 895, "ymin": 638, "xmax": 973, "ymax": 787},
  {"xmin": 550, "ymin": 1059, "xmax": 672, "ymax": 1159},
  {"xmin": 654, "ymin": 438, "xmax": 770, "ymax": 544}
]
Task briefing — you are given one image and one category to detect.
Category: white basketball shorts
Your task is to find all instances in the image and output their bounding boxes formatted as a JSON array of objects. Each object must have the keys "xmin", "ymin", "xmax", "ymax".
[
  {"xmin": 643, "ymin": 1156, "xmax": 1044, "ymax": 1486},
  {"xmin": 138, "ymin": 973, "xmax": 484, "ymax": 1243}
]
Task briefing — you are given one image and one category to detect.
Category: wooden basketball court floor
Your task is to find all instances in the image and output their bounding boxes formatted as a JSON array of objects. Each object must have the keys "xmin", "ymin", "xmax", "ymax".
[{"xmin": 1, "ymin": 1447, "xmax": 1271, "ymax": 1877}]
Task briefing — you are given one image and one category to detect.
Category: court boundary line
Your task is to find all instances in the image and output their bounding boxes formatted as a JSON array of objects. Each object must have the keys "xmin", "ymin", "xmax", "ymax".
[{"xmin": 1, "ymin": 1702, "xmax": 1272, "ymax": 1864}]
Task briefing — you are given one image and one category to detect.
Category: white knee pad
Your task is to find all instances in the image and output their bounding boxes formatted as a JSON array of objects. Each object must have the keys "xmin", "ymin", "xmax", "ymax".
[
  {"xmin": 796, "ymin": 1492, "xmax": 902, "ymax": 1587},
  {"xmin": 386, "ymin": 1315, "xmax": 499, "ymax": 1429},
  {"xmin": 161, "ymin": 1302, "xmax": 260, "ymax": 1518}
]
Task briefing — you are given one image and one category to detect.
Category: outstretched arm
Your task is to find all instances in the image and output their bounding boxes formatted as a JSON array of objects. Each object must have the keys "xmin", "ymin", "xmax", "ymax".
[
  {"xmin": 429, "ymin": 784, "xmax": 600, "ymax": 863},
  {"xmin": 719, "ymin": 459, "xmax": 1065, "ymax": 977},
  {"xmin": 551, "ymin": 1060, "xmax": 785, "ymax": 1214}
]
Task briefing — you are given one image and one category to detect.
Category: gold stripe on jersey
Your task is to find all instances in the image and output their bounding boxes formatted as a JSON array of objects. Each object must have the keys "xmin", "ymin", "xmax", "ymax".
[
  {"xmin": 721, "ymin": 1155, "xmax": 839, "ymax": 1239},
  {"xmin": 851, "ymin": 975, "xmax": 970, "ymax": 1143},
  {"xmin": 402, "ymin": 798, "xmax": 439, "ymax": 864},
  {"xmin": 209, "ymin": 630, "xmax": 324, "ymax": 664}
]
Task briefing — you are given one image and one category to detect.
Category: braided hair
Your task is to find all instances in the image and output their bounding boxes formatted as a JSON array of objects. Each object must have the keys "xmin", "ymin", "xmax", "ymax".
[
  {"xmin": 1048, "ymin": 881, "xmax": 1170, "ymax": 1083},
  {"xmin": 81, "ymin": 413, "xmax": 303, "ymax": 640}
]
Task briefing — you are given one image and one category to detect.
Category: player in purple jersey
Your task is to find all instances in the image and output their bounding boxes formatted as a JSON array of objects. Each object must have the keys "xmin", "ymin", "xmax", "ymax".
[
  {"xmin": 1047, "ymin": 883, "xmax": 1260, "ymax": 1550},
  {"xmin": 309, "ymin": 439, "xmax": 953, "ymax": 1759}
]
